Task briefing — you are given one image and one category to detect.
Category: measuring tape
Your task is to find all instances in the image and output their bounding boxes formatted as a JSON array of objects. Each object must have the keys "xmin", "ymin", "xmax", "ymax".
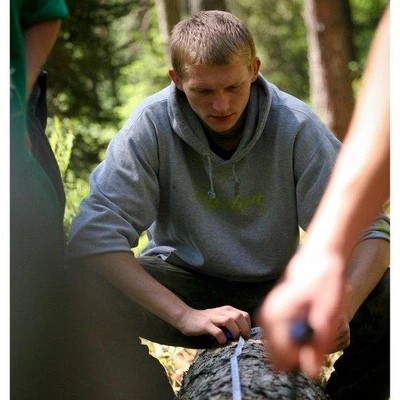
[
  {"xmin": 230, "ymin": 335, "xmax": 245, "ymax": 400},
  {"xmin": 229, "ymin": 327, "xmax": 264, "ymax": 400},
  {"xmin": 228, "ymin": 323, "xmax": 312, "ymax": 399}
]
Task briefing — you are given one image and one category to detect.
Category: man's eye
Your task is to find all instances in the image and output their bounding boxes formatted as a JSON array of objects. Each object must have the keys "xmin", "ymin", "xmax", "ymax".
[
  {"xmin": 196, "ymin": 89, "xmax": 211, "ymax": 94},
  {"xmin": 228, "ymin": 85, "xmax": 240, "ymax": 91}
]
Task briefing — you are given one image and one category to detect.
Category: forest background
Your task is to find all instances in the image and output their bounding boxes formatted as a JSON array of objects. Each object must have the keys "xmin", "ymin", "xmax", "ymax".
[
  {"xmin": 45, "ymin": 0, "xmax": 387, "ymax": 231},
  {"xmin": 43, "ymin": 0, "xmax": 388, "ymax": 392}
]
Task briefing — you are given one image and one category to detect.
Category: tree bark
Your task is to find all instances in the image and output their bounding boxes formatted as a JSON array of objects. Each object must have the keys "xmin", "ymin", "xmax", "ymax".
[
  {"xmin": 177, "ymin": 339, "xmax": 328, "ymax": 399},
  {"xmin": 155, "ymin": 0, "xmax": 181, "ymax": 64},
  {"xmin": 304, "ymin": 0, "xmax": 355, "ymax": 141}
]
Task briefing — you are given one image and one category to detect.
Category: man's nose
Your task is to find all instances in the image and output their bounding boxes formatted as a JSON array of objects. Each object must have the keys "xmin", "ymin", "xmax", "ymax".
[{"xmin": 211, "ymin": 92, "xmax": 230, "ymax": 113}]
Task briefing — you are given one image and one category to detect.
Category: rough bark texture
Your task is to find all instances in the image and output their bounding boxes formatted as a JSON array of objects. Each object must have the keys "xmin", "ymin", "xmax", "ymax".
[
  {"xmin": 303, "ymin": 0, "xmax": 355, "ymax": 141},
  {"xmin": 177, "ymin": 339, "xmax": 328, "ymax": 400}
]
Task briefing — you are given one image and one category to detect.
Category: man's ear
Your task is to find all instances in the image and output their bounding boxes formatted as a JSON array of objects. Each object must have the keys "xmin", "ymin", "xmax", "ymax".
[
  {"xmin": 251, "ymin": 57, "xmax": 261, "ymax": 82},
  {"xmin": 169, "ymin": 68, "xmax": 182, "ymax": 90}
]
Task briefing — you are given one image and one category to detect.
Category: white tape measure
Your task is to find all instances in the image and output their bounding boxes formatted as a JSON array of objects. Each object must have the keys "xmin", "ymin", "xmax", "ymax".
[
  {"xmin": 229, "ymin": 327, "xmax": 264, "ymax": 400},
  {"xmin": 230, "ymin": 336, "xmax": 245, "ymax": 400}
]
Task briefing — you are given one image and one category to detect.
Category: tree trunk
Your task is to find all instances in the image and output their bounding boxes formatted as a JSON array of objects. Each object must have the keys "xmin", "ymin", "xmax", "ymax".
[
  {"xmin": 190, "ymin": 0, "xmax": 227, "ymax": 14},
  {"xmin": 155, "ymin": 0, "xmax": 181, "ymax": 64},
  {"xmin": 177, "ymin": 339, "xmax": 328, "ymax": 399},
  {"xmin": 303, "ymin": 0, "xmax": 355, "ymax": 141}
]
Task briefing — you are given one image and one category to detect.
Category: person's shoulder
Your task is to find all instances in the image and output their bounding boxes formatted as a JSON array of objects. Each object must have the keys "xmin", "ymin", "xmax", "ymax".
[
  {"xmin": 268, "ymin": 84, "xmax": 313, "ymax": 118},
  {"xmin": 260, "ymin": 79, "xmax": 338, "ymax": 147},
  {"xmin": 267, "ymin": 82, "xmax": 329, "ymax": 133},
  {"xmin": 138, "ymin": 84, "xmax": 171, "ymax": 111},
  {"xmin": 123, "ymin": 84, "xmax": 172, "ymax": 128}
]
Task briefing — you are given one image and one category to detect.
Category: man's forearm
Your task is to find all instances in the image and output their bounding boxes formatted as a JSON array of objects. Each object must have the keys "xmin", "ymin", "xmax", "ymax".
[
  {"xmin": 74, "ymin": 251, "xmax": 252, "ymax": 343},
  {"xmin": 345, "ymin": 238, "xmax": 389, "ymax": 322},
  {"xmin": 80, "ymin": 251, "xmax": 191, "ymax": 329}
]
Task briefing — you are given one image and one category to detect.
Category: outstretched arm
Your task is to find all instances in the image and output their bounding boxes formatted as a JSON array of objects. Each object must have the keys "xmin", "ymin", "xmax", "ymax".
[
  {"xmin": 82, "ymin": 251, "xmax": 251, "ymax": 345},
  {"xmin": 257, "ymin": 5, "xmax": 390, "ymax": 377}
]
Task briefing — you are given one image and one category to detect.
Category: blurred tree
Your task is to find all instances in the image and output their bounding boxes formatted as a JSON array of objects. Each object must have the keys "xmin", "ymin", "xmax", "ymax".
[
  {"xmin": 190, "ymin": 0, "xmax": 227, "ymax": 13},
  {"xmin": 304, "ymin": 0, "xmax": 386, "ymax": 140},
  {"xmin": 304, "ymin": 0, "xmax": 355, "ymax": 141},
  {"xmin": 155, "ymin": 0, "xmax": 181, "ymax": 62}
]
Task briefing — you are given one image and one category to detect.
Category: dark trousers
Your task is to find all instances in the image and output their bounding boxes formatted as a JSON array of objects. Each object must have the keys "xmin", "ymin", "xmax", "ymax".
[
  {"xmin": 67, "ymin": 257, "xmax": 390, "ymax": 400},
  {"xmin": 325, "ymin": 268, "xmax": 390, "ymax": 400}
]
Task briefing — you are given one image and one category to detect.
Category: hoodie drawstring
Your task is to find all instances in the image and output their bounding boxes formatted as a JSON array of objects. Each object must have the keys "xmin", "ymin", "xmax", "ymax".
[
  {"xmin": 205, "ymin": 153, "xmax": 241, "ymax": 198},
  {"xmin": 205, "ymin": 153, "xmax": 216, "ymax": 199},
  {"xmin": 231, "ymin": 163, "xmax": 241, "ymax": 196}
]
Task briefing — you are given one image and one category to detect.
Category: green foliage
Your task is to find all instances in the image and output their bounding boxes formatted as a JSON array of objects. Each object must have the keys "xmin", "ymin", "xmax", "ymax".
[
  {"xmin": 227, "ymin": 0, "xmax": 309, "ymax": 101},
  {"xmin": 46, "ymin": 116, "xmax": 75, "ymax": 180},
  {"xmin": 349, "ymin": 0, "xmax": 387, "ymax": 91},
  {"xmin": 46, "ymin": 116, "xmax": 115, "ymax": 231},
  {"xmin": 66, "ymin": 119, "xmax": 115, "ymax": 180},
  {"xmin": 46, "ymin": 117, "xmax": 85, "ymax": 231},
  {"xmin": 351, "ymin": 0, "xmax": 387, "ymax": 60},
  {"xmin": 62, "ymin": 171, "xmax": 90, "ymax": 233},
  {"xmin": 46, "ymin": 0, "xmax": 143, "ymax": 123},
  {"xmin": 115, "ymin": 3, "xmax": 171, "ymax": 121}
]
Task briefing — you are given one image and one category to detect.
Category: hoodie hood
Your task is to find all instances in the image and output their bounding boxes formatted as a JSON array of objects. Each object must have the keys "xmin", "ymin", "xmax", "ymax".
[
  {"xmin": 168, "ymin": 73, "xmax": 273, "ymax": 198},
  {"xmin": 168, "ymin": 73, "xmax": 273, "ymax": 166}
]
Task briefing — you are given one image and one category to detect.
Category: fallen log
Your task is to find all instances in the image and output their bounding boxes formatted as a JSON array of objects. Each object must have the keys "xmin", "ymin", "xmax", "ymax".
[{"xmin": 176, "ymin": 338, "xmax": 328, "ymax": 400}]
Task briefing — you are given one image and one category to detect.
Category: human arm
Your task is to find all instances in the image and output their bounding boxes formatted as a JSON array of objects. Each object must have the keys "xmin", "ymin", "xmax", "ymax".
[
  {"xmin": 19, "ymin": 0, "xmax": 68, "ymax": 97},
  {"xmin": 79, "ymin": 251, "xmax": 251, "ymax": 345},
  {"xmin": 24, "ymin": 19, "xmax": 62, "ymax": 97},
  {"xmin": 257, "ymin": 5, "xmax": 390, "ymax": 377},
  {"xmin": 258, "ymin": 237, "xmax": 389, "ymax": 377}
]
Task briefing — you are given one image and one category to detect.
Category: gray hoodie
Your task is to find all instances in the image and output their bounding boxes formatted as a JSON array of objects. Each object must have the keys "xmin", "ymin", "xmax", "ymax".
[{"xmin": 66, "ymin": 74, "xmax": 389, "ymax": 282}]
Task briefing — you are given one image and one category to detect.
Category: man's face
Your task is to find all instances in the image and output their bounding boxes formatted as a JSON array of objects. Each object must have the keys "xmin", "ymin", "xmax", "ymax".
[{"xmin": 169, "ymin": 59, "xmax": 260, "ymax": 135}]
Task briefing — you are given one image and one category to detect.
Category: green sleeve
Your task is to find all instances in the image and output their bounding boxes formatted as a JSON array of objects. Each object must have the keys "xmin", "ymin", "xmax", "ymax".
[{"xmin": 19, "ymin": 0, "xmax": 69, "ymax": 29}]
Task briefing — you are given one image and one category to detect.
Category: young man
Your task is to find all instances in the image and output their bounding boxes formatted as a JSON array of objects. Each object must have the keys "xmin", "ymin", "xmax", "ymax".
[{"xmin": 66, "ymin": 10, "xmax": 390, "ymax": 399}]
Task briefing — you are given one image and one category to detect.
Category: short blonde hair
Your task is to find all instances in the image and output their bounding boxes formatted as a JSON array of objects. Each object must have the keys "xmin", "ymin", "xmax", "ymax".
[{"xmin": 170, "ymin": 11, "xmax": 256, "ymax": 80}]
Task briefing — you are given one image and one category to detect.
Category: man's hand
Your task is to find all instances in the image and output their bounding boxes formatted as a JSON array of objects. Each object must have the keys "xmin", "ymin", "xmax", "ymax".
[
  {"xmin": 84, "ymin": 252, "xmax": 252, "ymax": 346},
  {"xmin": 256, "ymin": 248, "xmax": 348, "ymax": 378},
  {"xmin": 177, "ymin": 305, "xmax": 251, "ymax": 345}
]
